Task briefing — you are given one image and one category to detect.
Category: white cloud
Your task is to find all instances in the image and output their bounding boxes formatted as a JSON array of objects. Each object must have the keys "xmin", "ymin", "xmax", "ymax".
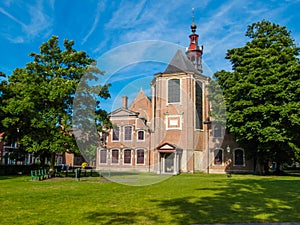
[
  {"xmin": 81, "ymin": 1, "xmax": 106, "ymax": 45},
  {"xmin": 25, "ymin": 1, "xmax": 53, "ymax": 37},
  {"xmin": 105, "ymin": 0, "xmax": 147, "ymax": 30},
  {"xmin": 97, "ymin": 0, "xmax": 190, "ymax": 49},
  {"xmin": 0, "ymin": 1, "xmax": 53, "ymax": 43},
  {"xmin": 0, "ymin": 7, "xmax": 26, "ymax": 27},
  {"xmin": 4, "ymin": 35, "xmax": 25, "ymax": 44}
]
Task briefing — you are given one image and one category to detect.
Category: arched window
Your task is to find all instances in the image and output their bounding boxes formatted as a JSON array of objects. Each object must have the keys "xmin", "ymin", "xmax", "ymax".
[
  {"xmin": 99, "ymin": 149, "xmax": 107, "ymax": 164},
  {"xmin": 234, "ymin": 149, "xmax": 245, "ymax": 166},
  {"xmin": 112, "ymin": 126, "xmax": 120, "ymax": 141},
  {"xmin": 195, "ymin": 80, "xmax": 203, "ymax": 129},
  {"xmin": 123, "ymin": 149, "xmax": 132, "ymax": 164},
  {"xmin": 124, "ymin": 126, "xmax": 133, "ymax": 141},
  {"xmin": 213, "ymin": 124, "xmax": 222, "ymax": 137},
  {"xmin": 137, "ymin": 130, "xmax": 145, "ymax": 141},
  {"xmin": 214, "ymin": 149, "xmax": 223, "ymax": 165},
  {"xmin": 136, "ymin": 149, "xmax": 145, "ymax": 165},
  {"xmin": 168, "ymin": 79, "xmax": 180, "ymax": 103},
  {"xmin": 111, "ymin": 149, "xmax": 119, "ymax": 164}
]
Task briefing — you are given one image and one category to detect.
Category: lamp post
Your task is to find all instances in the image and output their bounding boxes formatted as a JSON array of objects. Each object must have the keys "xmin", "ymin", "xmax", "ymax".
[
  {"xmin": 203, "ymin": 119, "xmax": 212, "ymax": 174},
  {"xmin": 226, "ymin": 145, "xmax": 231, "ymax": 153},
  {"xmin": 226, "ymin": 145, "xmax": 232, "ymax": 177},
  {"xmin": 0, "ymin": 133, "xmax": 3, "ymax": 164}
]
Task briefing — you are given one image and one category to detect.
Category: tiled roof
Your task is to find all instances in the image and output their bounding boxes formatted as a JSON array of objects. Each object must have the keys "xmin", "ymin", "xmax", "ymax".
[{"xmin": 164, "ymin": 49, "xmax": 200, "ymax": 74}]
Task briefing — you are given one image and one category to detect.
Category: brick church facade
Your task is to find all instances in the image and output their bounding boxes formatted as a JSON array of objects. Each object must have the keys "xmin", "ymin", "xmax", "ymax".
[{"xmin": 96, "ymin": 20, "xmax": 254, "ymax": 174}]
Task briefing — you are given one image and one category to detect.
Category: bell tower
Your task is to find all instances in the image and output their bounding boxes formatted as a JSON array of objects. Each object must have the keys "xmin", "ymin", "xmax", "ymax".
[{"xmin": 186, "ymin": 9, "xmax": 203, "ymax": 73}]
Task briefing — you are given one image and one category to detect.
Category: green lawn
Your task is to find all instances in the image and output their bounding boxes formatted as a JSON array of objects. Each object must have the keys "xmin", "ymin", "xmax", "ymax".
[{"xmin": 1, "ymin": 174, "xmax": 300, "ymax": 225}]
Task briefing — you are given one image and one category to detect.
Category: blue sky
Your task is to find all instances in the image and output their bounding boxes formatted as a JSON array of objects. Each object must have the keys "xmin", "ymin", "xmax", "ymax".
[{"xmin": 1, "ymin": 0, "xmax": 300, "ymax": 111}]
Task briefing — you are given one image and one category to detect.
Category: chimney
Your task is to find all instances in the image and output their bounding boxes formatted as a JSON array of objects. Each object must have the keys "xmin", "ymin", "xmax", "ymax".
[{"xmin": 122, "ymin": 96, "xmax": 128, "ymax": 109}]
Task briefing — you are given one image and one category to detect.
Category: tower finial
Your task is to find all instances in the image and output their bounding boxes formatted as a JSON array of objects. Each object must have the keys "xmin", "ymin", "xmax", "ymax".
[
  {"xmin": 192, "ymin": 8, "xmax": 195, "ymax": 22},
  {"xmin": 191, "ymin": 8, "xmax": 197, "ymax": 33}
]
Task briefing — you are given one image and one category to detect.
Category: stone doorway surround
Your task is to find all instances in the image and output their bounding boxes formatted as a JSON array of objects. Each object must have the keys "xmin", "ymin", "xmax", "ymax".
[{"xmin": 156, "ymin": 142, "xmax": 182, "ymax": 175}]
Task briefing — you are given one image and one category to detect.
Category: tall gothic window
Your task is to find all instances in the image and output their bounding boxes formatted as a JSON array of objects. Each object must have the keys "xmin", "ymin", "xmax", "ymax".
[
  {"xmin": 195, "ymin": 80, "xmax": 203, "ymax": 129},
  {"xmin": 168, "ymin": 79, "xmax": 180, "ymax": 103}
]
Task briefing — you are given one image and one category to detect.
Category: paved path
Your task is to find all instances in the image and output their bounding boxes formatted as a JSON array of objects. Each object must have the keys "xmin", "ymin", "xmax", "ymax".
[{"xmin": 195, "ymin": 223, "xmax": 300, "ymax": 225}]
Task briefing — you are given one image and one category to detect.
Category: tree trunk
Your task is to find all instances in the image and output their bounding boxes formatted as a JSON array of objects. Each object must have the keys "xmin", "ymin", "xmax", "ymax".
[
  {"xmin": 50, "ymin": 152, "xmax": 56, "ymax": 170},
  {"xmin": 254, "ymin": 161, "xmax": 264, "ymax": 175},
  {"xmin": 264, "ymin": 163, "xmax": 270, "ymax": 175},
  {"xmin": 275, "ymin": 162, "xmax": 282, "ymax": 175},
  {"xmin": 40, "ymin": 151, "xmax": 46, "ymax": 167}
]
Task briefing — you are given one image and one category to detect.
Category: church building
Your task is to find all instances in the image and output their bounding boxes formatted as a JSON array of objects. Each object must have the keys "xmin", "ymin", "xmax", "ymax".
[{"xmin": 96, "ymin": 19, "xmax": 254, "ymax": 174}]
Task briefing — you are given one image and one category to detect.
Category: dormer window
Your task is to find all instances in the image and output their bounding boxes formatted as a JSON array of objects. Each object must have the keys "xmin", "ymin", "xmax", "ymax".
[{"xmin": 137, "ymin": 130, "xmax": 145, "ymax": 141}]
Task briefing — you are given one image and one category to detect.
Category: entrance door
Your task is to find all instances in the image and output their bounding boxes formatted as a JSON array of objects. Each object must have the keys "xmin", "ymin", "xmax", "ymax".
[{"xmin": 164, "ymin": 153, "xmax": 175, "ymax": 173}]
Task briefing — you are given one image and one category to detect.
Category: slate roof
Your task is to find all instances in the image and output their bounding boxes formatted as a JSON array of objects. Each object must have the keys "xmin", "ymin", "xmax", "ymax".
[{"xmin": 164, "ymin": 49, "xmax": 201, "ymax": 75}]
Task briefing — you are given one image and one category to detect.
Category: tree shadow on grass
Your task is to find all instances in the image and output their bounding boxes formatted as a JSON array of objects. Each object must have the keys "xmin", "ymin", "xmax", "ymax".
[
  {"xmin": 153, "ymin": 178, "xmax": 300, "ymax": 225},
  {"xmin": 83, "ymin": 176, "xmax": 300, "ymax": 224},
  {"xmin": 85, "ymin": 211, "xmax": 162, "ymax": 225}
]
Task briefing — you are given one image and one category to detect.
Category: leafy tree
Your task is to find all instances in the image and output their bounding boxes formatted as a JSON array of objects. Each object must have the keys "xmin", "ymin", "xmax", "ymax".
[
  {"xmin": 0, "ymin": 72, "xmax": 6, "ymax": 132},
  {"xmin": 212, "ymin": 20, "xmax": 300, "ymax": 174},
  {"xmin": 1, "ymin": 36, "xmax": 111, "ymax": 168}
]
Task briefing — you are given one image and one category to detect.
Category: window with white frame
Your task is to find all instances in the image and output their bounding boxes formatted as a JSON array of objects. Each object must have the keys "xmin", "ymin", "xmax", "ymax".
[
  {"xmin": 136, "ymin": 149, "xmax": 145, "ymax": 165},
  {"xmin": 112, "ymin": 126, "xmax": 120, "ymax": 141},
  {"xmin": 111, "ymin": 149, "xmax": 119, "ymax": 164},
  {"xmin": 124, "ymin": 125, "xmax": 133, "ymax": 141},
  {"xmin": 214, "ymin": 149, "xmax": 223, "ymax": 165},
  {"xmin": 99, "ymin": 149, "xmax": 107, "ymax": 164},
  {"xmin": 168, "ymin": 79, "xmax": 180, "ymax": 103},
  {"xmin": 234, "ymin": 149, "xmax": 245, "ymax": 166},
  {"xmin": 123, "ymin": 149, "xmax": 132, "ymax": 164},
  {"xmin": 137, "ymin": 130, "xmax": 145, "ymax": 141}
]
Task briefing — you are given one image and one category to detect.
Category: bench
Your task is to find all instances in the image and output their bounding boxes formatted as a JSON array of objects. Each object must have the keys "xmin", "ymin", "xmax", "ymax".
[{"xmin": 30, "ymin": 169, "xmax": 50, "ymax": 181}]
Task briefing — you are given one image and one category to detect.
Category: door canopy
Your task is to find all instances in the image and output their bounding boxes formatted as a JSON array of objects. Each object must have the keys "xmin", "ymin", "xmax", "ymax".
[{"xmin": 156, "ymin": 142, "xmax": 177, "ymax": 153}]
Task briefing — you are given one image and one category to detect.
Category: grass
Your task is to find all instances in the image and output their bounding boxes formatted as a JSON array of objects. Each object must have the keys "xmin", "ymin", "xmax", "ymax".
[{"xmin": 1, "ymin": 174, "xmax": 300, "ymax": 225}]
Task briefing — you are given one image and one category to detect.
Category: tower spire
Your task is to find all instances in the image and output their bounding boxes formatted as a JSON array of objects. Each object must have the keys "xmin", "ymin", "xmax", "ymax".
[{"xmin": 186, "ymin": 8, "xmax": 203, "ymax": 73}]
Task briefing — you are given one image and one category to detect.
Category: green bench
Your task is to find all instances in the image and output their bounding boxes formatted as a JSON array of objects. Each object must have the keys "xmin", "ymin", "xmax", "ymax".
[{"xmin": 30, "ymin": 169, "xmax": 50, "ymax": 181}]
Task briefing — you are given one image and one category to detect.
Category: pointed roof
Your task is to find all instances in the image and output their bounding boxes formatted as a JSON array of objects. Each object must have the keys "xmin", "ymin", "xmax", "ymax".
[
  {"xmin": 156, "ymin": 142, "xmax": 183, "ymax": 153},
  {"xmin": 129, "ymin": 88, "xmax": 150, "ymax": 104},
  {"xmin": 109, "ymin": 107, "xmax": 139, "ymax": 117},
  {"xmin": 157, "ymin": 142, "xmax": 177, "ymax": 150},
  {"xmin": 164, "ymin": 49, "xmax": 200, "ymax": 75}
]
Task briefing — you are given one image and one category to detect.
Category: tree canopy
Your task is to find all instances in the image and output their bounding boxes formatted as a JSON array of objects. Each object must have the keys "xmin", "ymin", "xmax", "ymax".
[
  {"xmin": 0, "ymin": 36, "xmax": 111, "ymax": 167},
  {"xmin": 212, "ymin": 20, "xmax": 300, "ymax": 172}
]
